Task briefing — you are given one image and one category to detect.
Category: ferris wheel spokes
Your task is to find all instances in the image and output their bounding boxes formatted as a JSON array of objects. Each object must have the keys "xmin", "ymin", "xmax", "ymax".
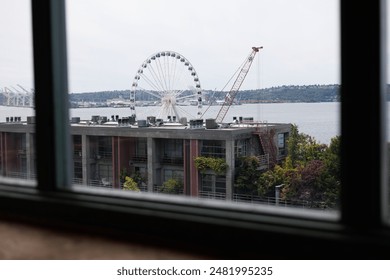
[{"xmin": 131, "ymin": 51, "xmax": 203, "ymax": 121}]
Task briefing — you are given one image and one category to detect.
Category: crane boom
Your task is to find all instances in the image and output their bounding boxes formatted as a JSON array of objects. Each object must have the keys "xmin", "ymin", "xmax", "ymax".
[{"xmin": 215, "ymin": 46, "xmax": 262, "ymax": 123}]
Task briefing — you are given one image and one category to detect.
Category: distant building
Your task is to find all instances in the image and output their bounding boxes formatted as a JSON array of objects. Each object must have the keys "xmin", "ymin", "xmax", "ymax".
[{"xmin": 0, "ymin": 115, "xmax": 291, "ymax": 200}]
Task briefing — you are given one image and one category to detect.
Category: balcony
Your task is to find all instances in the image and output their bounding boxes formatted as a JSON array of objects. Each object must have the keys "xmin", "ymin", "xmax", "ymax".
[
  {"xmin": 161, "ymin": 156, "xmax": 184, "ymax": 165},
  {"xmin": 131, "ymin": 155, "xmax": 147, "ymax": 163}
]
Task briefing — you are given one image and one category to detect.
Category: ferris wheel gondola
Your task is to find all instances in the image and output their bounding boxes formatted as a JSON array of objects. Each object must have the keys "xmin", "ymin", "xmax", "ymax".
[{"xmin": 130, "ymin": 51, "xmax": 203, "ymax": 122}]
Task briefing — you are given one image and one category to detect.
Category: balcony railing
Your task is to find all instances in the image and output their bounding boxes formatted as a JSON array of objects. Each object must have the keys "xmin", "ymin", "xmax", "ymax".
[
  {"xmin": 153, "ymin": 185, "xmax": 184, "ymax": 195},
  {"xmin": 4, "ymin": 171, "xmax": 37, "ymax": 181},
  {"xmin": 131, "ymin": 156, "xmax": 147, "ymax": 163},
  {"xmin": 199, "ymin": 191, "xmax": 226, "ymax": 200},
  {"xmin": 90, "ymin": 151, "xmax": 112, "ymax": 160},
  {"xmin": 161, "ymin": 156, "xmax": 184, "ymax": 165},
  {"xmin": 233, "ymin": 193, "xmax": 336, "ymax": 210}
]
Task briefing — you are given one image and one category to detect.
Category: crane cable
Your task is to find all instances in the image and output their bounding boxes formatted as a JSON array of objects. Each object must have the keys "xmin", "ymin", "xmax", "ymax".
[{"xmin": 200, "ymin": 55, "xmax": 249, "ymax": 119}]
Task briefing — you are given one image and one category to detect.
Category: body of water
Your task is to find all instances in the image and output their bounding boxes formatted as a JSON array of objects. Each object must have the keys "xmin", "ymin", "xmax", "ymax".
[{"xmin": 0, "ymin": 102, "xmax": 357, "ymax": 145}]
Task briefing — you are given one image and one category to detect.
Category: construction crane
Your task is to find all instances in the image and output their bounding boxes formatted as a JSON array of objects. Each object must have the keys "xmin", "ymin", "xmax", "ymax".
[
  {"xmin": 215, "ymin": 46, "xmax": 263, "ymax": 123},
  {"xmin": 17, "ymin": 84, "xmax": 34, "ymax": 107},
  {"xmin": 0, "ymin": 85, "xmax": 34, "ymax": 107}
]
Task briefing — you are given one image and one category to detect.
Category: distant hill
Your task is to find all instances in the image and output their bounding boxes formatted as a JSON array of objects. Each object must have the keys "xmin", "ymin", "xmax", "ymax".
[
  {"xmin": 67, "ymin": 84, "xmax": 390, "ymax": 105},
  {"xmin": 221, "ymin": 84, "xmax": 340, "ymax": 103},
  {"xmin": 3, "ymin": 83, "xmax": 390, "ymax": 107}
]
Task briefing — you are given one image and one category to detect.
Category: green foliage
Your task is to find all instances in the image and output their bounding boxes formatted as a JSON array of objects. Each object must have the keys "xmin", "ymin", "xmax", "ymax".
[
  {"xmin": 257, "ymin": 126, "xmax": 341, "ymax": 208},
  {"xmin": 131, "ymin": 170, "xmax": 146, "ymax": 186},
  {"xmin": 123, "ymin": 176, "xmax": 140, "ymax": 192},
  {"xmin": 286, "ymin": 124, "xmax": 327, "ymax": 167},
  {"xmin": 120, "ymin": 168, "xmax": 146, "ymax": 190},
  {"xmin": 161, "ymin": 178, "xmax": 183, "ymax": 194},
  {"xmin": 234, "ymin": 156, "xmax": 261, "ymax": 195},
  {"xmin": 241, "ymin": 84, "xmax": 340, "ymax": 103},
  {"xmin": 194, "ymin": 156, "xmax": 228, "ymax": 175},
  {"xmin": 318, "ymin": 135, "xmax": 341, "ymax": 206},
  {"xmin": 69, "ymin": 84, "xmax": 340, "ymax": 103},
  {"xmin": 119, "ymin": 168, "xmax": 128, "ymax": 182},
  {"xmin": 257, "ymin": 164, "xmax": 299, "ymax": 198}
]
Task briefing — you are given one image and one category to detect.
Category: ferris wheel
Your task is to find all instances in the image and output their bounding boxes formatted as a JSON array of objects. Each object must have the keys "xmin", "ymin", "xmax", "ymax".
[{"xmin": 130, "ymin": 51, "xmax": 203, "ymax": 122}]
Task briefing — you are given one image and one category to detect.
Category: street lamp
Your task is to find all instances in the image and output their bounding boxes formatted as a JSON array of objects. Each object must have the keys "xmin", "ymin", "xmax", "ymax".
[{"xmin": 275, "ymin": 184, "xmax": 285, "ymax": 206}]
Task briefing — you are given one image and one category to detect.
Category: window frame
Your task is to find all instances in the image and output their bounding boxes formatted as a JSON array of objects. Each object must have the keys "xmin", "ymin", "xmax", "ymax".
[{"xmin": 0, "ymin": 0, "xmax": 388, "ymax": 259}]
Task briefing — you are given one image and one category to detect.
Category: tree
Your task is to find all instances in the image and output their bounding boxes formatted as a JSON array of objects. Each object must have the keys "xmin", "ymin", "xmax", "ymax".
[
  {"xmin": 286, "ymin": 124, "xmax": 327, "ymax": 168},
  {"xmin": 123, "ymin": 176, "xmax": 140, "ymax": 192},
  {"xmin": 119, "ymin": 168, "xmax": 128, "ymax": 184},
  {"xmin": 258, "ymin": 164, "xmax": 300, "ymax": 198},
  {"xmin": 131, "ymin": 170, "xmax": 147, "ymax": 189},
  {"xmin": 317, "ymin": 135, "xmax": 341, "ymax": 207},
  {"xmin": 257, "ymin": 126, "xmax": 341, "ymax": 209},
  {"xmin": 161, "ymin": 178, "xmax": 183, "ymax": 194},
  {"xmin": 234, "ymin": 156, "xmax": 260, "ymax": 195}
]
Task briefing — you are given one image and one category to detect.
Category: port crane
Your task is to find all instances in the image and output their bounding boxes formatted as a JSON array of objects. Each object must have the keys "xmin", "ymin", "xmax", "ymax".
[
  {"xmin": 215, "ymin": 46, "xmax": 263, "ymax": 123},
  {"xmin": 0, "ymin": 85, "xmax": 34, "ymax": 107}
]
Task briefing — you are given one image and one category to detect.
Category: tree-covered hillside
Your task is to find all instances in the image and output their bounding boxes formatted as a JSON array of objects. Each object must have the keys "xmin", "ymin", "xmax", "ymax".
[
  {"xmin": 3, "ymin": 84, "xmax": 390, "ymax": 106},
  {"xmin": 64, "ymin": 83, "xmax": 390, "ymax": 104},
  {"xmin": 216, "ymin": 84, "xmax": 340, "ymax": 103},
  {"xmin": 69, "ymin": 84, "xmax": 341, "ymax": 104}
]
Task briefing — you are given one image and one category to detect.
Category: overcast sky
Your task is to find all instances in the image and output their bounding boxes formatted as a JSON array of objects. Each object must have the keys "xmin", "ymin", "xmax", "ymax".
[{"xmin": 2, "ymin": 0, "xmax": 343, "ymax": 93}]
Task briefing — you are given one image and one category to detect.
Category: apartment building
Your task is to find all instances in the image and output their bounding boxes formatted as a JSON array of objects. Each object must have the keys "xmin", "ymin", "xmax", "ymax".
[{"xmin": 0, "ymin": 115, "xmax": 291, "ymax": 200}]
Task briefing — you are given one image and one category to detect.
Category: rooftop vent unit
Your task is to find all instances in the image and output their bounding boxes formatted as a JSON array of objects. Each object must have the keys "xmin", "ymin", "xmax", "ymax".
[
  {"xmin": 179, "ymin": 117, "xmax": 187, "ymax": 125},
  {"xmin": 27, "ymin": 116, "xmax": 36, "ymax": 124},
  {"xmin": 206, "ymin": 118, "xmax": 218, "ymax": 129},
  {"xmin": 100, "ymin": 116, "xmax": 108, "ymax": 124},
  {"xmin": 91, "ymin": 115, "xmax": 100, "ymax": 123},
  {"xmin": 120, "ymin": 117, "xmax": 130, "ymax": 126},
  {"xmin": 129, "ymin": 115, "xmax": 136, "ymax": 125},
  {"xmin": 243, "ymin": 117, "xmax": 254, "ymax": 123},
  {"xmin": 71, "ymin": 117, "xmax": 80, "ymax": 124},
  {"xmin": 147, "ymin": 116, "xmax": 156, "ymax": 124},
  {"xmin": 189, "ymin": 119, "xmax": 204, "ymax": 129},
  {"xmin": 156, "ymin": 118, "xmax": 164, "ymax": 126},
  {"xmin": 138, "ymin": 119, "xmax": 148, "ymax": 127}
]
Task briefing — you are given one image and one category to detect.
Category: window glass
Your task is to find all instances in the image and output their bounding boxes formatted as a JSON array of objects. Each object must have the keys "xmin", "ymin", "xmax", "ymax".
[
  {"xmin": 66, "ymin": 0, "xmax": 340, "ymax": 212},
  {"xmin": 0, "ymin": 0, "xmax": 36, "ymax": 184}
]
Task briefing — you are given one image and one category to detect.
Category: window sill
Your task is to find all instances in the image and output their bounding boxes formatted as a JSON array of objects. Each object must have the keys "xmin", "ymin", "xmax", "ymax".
[{"xmin": 0, "ymin": 183, "xmax": 389, "ymax": 259}]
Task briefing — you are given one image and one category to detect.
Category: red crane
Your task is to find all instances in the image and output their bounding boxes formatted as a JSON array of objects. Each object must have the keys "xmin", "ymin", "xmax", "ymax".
[{"xmin": 215, "ymin": 46, "xmax": 263, "ymax": 123}]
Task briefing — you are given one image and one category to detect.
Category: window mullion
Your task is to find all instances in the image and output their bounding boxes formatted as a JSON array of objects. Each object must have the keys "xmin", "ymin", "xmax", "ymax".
[
  {"xmin": 31, "ymin": 0, "xmax": 71, "ymax": 190},
  {"xmin": 340, "ymin": 0, "xmax": 387, "ymax": 227}
]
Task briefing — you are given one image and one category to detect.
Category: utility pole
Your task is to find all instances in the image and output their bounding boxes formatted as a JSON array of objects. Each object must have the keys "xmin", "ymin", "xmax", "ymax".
[{"xmin": 275, "ymin": 184, "xmax": 285, "ymax": 206}]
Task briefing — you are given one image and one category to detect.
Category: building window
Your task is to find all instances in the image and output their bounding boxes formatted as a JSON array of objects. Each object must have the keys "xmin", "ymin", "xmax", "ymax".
[
  {"xmin": 234, "ymin": 139, "xmax": 249, "ymax": 158},
  {"xmin": 72, "ymin": 135, "xmax": 82, "ymax": 183},
  {"xmin": 200, "ymin": 174, "xmax": 226, "ymax": 200},
  {"xmin": 161, "ymin": 139, "xmax": 183, "ymax": 165},
  {"xmin": 163, "ymin": 169, "xmax": 183, "ymax": 182},
  {"xmin": 277, "ymin": 132, "xmax": 288, "ymax": 157},
  {"xmin": 201, "ymin": 140, "xmax": 226, "ymax": 159},
  {"xmin": 135, "ymin": 138, "xmax": 147, "ymax": 159}
]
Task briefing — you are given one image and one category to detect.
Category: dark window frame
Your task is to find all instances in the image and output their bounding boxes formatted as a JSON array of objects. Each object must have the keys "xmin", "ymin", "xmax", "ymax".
[{"xmin": 0, "ymin": 0, "xmax": 388, "ymax": 259}]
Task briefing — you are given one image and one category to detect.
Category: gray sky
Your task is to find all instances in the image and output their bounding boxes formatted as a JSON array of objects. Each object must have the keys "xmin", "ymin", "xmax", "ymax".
[{"xmin": 2, "ymin": 0, "xmax": 341, "ymax": 93}]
